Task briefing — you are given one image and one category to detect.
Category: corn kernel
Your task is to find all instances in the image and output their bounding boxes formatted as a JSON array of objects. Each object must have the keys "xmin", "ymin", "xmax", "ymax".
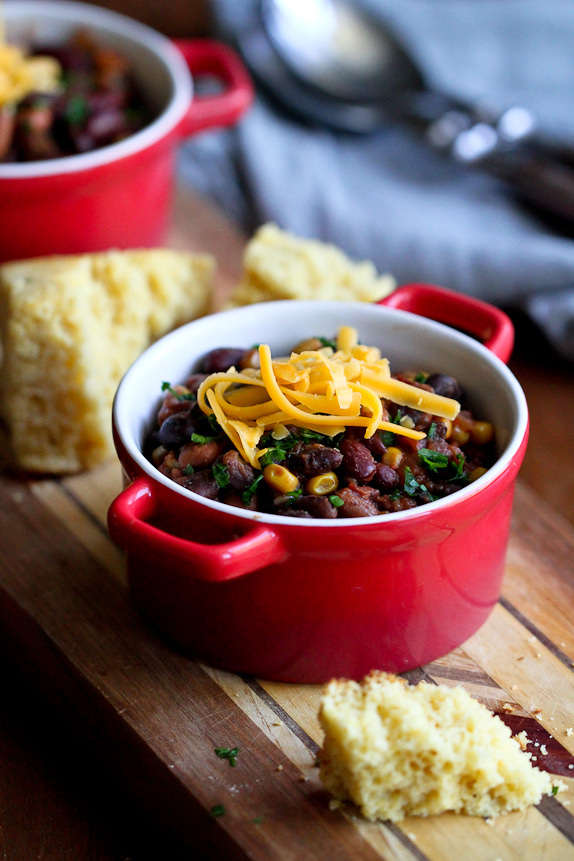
[
  {"xmin": 470, "ymin": 421, "xmax": 494, "ymax": 446},
  {"xmin": 399, "ymin": 414, "xmax": 415, "ymax": 429},
  {"xmin": 306, "ymin": 472, "xmax": 339, "ymax": 496},
  {"xmin": 263, "ymin": 463, "xmax": 299, "ymax": 494},
  {"xmin": 383, "ymin": 447, "xmax": 403, "ymax": 469},
  {"xmin": 469, "ymin": 466, "xmax": 488, "ymax": 482},
  {"xmin": 451, "ymin": 424, "xmax": 470, "ymax": 446}
]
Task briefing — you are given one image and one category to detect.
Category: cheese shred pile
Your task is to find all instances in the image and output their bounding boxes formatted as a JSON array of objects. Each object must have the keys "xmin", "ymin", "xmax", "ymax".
[{"xmin": 197, "ymin": 326, "xmax": 461, "ymax": 469}]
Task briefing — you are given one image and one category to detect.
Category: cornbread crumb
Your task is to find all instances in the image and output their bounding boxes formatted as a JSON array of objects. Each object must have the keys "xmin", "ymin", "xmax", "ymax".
[
  {"xmin": 226, "ymin": 223, "xmax": 395, "ymax": 308},
  {"xmin": 0, "ymin": 249, "xmax": 214, "ymax": 473},
  {"xmin": 514, "ymin": 731, "xmax": 530, "ymax": 751},
  {"xmin": 318, "ymin": 671, "xmax": 553, "ymax": 823}
]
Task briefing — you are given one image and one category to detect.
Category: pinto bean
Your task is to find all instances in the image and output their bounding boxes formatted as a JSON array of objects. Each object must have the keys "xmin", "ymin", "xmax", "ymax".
[
  {"xmin": 340, "ymin": 438, "xmax": 376, "ymax": 483},
  {"xmin": 335, "ymin": 485, "xmax": 380, "ymax": 518},
  {"xmin": 176, "ymin": 469, "xmax": 219, "ymax": 499},
  {"xmin": 179, "ymin": 439, "xmax": 226, "ymax": 470},
  {"xmin": 372, "ymin": 463, "xmax": 400, "ymax": 492},
  {"xmin": 297, "ymin": 494, "xmax": 338, "ymax": 519},
  {"xmin": 221, "ymin": 450, "xmax": 257, "ymax": 490},
  {"xmin": 288, "ymin": 443, "xmax": 343, "ymax": 476}
]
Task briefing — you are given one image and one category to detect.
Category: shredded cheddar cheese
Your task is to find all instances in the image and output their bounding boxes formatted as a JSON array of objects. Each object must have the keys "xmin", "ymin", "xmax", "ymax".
[{"xmin": 196, "ymin": 327, "xmax": 461, "ymax": 469}]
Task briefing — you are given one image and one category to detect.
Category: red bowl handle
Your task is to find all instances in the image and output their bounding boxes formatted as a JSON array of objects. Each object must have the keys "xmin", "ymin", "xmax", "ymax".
[
  {"xmin": 108, "ymin": 477, "xmax": 285, "ymax": 582},
  {"xmin": 379, "ymin": 283, "xmax": 515, "ymax": 364},
  {"xmin": 172, "ymin": 38, "xmax": 253, "ymax": 136}
]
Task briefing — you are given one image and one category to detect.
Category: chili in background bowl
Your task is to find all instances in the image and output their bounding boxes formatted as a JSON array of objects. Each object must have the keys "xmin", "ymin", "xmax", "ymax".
[
  {"xmin": 0, "ymin": 1, "xmax": 253, "ymax": 263},
  {"xmin": 108, "ymin": 285, "xmax": 527, "ymax": 683}
]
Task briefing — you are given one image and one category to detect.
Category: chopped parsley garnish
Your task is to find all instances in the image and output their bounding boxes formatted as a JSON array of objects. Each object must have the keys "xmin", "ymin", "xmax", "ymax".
[
  {"xmin": 211, "ymin": 804, "xmax": 226, "ymax": 817},
  {"xmin": 380, "ymin": 430, "xmax": 396, "ymax": 447},
  {"xmin": 449, "ymin": 453, "xmax": 467, "ymax": 481},
  {"xmin": 259, "ymin": 447, "xmax": 287, "ymax": 469},
  {"xmin": 552, "ymin": 785, "xmax": 560, "ymax": 796},
  {"xmin": 318, "ymin": 336, "xmax": 337, "ymax": 350},
  {"xmin": 329, "ymin": 495, "xmax": 344, "ymax": 508},
  {"xmin": 242, "ymin": 473, "xmax": 265, "ymax": 504},
  {"xmin": 183, "ymin": 464, "xmax": 195, "ymax": 475},
  {"xmin": 212, "ymin": 461, "xmax": 230, "ymax": 488},
  {"xmin": 427, "ymin": 422, "xmax": 438, "ymax": 439},
  {"xmin": 390, "ymin": 408, "xmax": 403, "ymax": 425},
  {"xmin": 214, "ymin": 746, "xmax": 240, "ymax": 767},
  {"xmin": 161, "ymin": 381, "xmax": 195, "ymax": 401},
  {"xmin": 414, "ymin": 372, "xmax": 428, "ymax": 383},
  {"xmin": 418, "ymin": 448, "xmax": 449, "ymax": 472},
  {"xmin": 65, "ymin": 94, "xmax": 89, "ymax": 125},
  {"xmin": 191, "ymin": 432, "xmax": 218, "ymax": 445},
  {"xmin": 403, "ymin": 467, "xmax": 434, "ymax": 501}
]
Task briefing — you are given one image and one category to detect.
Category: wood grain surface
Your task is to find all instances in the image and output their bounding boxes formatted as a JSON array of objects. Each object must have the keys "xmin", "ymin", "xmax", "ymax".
[{"xmin": 1, "ymin": 188, "xmax": 574, "ymax": 859}]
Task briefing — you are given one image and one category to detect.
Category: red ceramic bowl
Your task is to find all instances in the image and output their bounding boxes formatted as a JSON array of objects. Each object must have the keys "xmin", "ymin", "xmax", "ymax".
[
  {"xmin": 0, "ymin": 1, "xmax": 253, "ymax": 263},
  {"xmin": 108, "ymin": 285, "xmax": 527, "ymax": 683}
]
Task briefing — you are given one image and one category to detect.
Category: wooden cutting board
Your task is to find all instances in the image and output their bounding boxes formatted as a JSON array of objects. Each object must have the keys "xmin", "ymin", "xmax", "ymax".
[
  {"xmin": 1, "ymin": 192, "xmax": 574, "ymax": 859},
  {"xmin": 0, "ymin": 448, "xmax": 573, "ymax": 861}
]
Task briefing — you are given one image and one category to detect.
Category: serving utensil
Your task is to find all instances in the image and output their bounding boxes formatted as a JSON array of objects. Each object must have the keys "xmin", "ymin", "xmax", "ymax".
[{"xmin": 238, "ymin": 0, "xmax": 574, "ymax": 231}]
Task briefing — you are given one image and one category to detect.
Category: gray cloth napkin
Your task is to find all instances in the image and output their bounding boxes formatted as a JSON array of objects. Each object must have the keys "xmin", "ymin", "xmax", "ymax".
[{"xmin": 178, "ymin": 0, "xmax": 574, "ymax": 360}]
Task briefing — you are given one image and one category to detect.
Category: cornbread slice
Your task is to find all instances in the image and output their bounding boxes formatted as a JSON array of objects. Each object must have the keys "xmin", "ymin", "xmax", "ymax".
[
  {"xmin": 226, "ymin": 223, "xmax": 395, "ymax": 307},
  {"xmin": 319, "ymin": 672, "xmax": 553, "ymax": 822},
  {"xmin": 0, "ymin": 249, "xmax": 214, "ymax": 473}
]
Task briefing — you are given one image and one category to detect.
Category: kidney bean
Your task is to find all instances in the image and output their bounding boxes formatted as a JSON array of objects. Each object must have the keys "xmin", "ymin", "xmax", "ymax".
[
  {"xmin": 183, "ymin": 373, "xmax": 208, "ymax": 393},
  {"xmin": 157, "ymin": 387, "xmax": 193, "ymax": 425},
  {"xmin": 426, "ymin": 373, "xmax": 464, "ymax": 401},
  {"xmin": 340, "ymin": 438, "xmax": 376, "ymax": 483},
  {"xmin": 288, "ymin": 443, "xmax": 343, "ymax": 476},
  {"xmin": 199, "ymin": 348, "xmax": 247, "ymax": 374}
]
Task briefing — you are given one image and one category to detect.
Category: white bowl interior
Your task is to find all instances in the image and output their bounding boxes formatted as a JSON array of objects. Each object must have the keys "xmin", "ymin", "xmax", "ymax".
[
  {"xmin": 1, "ymin": 0, "xmax": 191, "ymax": 176},
  {"xmin": 114, "ymin": 301, "xmax": 529, "ymax": 525}
]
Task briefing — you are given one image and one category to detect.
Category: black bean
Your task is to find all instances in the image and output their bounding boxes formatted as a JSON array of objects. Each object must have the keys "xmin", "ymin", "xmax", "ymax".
[
  {"xmin": 426, "ymin": 373, "xmax": 464, "ymax": 401},
  {"xmin": 157, "ymin": 411, "xmax": 197, "ymax": 448},
  {"xmin": 199, "ymin": 348, "xmax": 247, "ymax": 374}
]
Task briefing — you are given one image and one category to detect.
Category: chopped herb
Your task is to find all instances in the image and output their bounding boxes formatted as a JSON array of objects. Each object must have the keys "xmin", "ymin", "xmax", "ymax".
[
  {"xmin": 65, "ymin": 94, "xmax": 89, "ymax": 125},
  {"xmin": 215, "ymin": 746, "xmax": 240, "ymax": 767},
  {"xmin": 212, "ymin": 461, "xmax": 230, "ymax": 488},
  {"xmin": 449, "ymin": 453, "xmax": 467, "ymax": 481},
  {"xmin": 329, "ymin": 494, "xmax": 344, "ymax": 508},
  {"xmin": 208, "ymin": 414, "xmax": 223, "ymax": 434},
  {"xmin": 285, "ymin": 488, "xmax": 302, "ymax": 501},
  {"xmin": 427, "ymin": 422, "xmax": 438, "ymax": 439},
  {"xmin": 552, "ymin": 785, "xmax": 560, "ymax": 796},
  {"xmin": 191, "ymin": 432, "xmax": 217, "ymax": 445},
  {"xmin": 242, "ymin": 473, "xmax": 265, "ymax": 504},
  {"xmin": 414, "ymin": 372, "xmax": 428, "ymax": 383},
  {"xmin": 403, "ymin": 467, "xmax": 420, "ymax": 496},
  {"xmin": 253, "ymin": 816, "xmax": 264, "ymax": 824},
  {"xmin": 380, "ymin": 430, "xmax": 396, "ymax": 447},
  {"xmin": 211, "ymin": 804, "xmax": 226, "ymax": 817},
  {"xmin": 418, "ymin": 447, "xmax": 449, "ymax": 472},
  {"xmin": 259, "ymin": 447, "xmax": 287, "ymax": 469},
  {"xmin": 183, "ymin": 464, "xmax": 195, "ymax": 475},
  {"xmin": 161, "ymin": 381, "xmax": 195, "ymax": 401},
  {"xmin": 318, "ymin": 336, "xmax": 337, "ymax": 350},
  {"xmin": 390, "ymin": 408, "xmax": 403, "ymax": 425}
]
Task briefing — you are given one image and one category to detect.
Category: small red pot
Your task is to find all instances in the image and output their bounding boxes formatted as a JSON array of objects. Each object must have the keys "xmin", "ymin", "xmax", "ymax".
[
  {"xmin": 0, "ymin": 2, "xmax": 253, "ymax": 263},
  {"xmin": 108, "ymin": 285, "xmax": 527, "ymax": 683}
]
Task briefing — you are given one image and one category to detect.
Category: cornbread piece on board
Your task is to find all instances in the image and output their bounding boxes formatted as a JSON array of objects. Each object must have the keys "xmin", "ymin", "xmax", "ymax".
[
  {"xmin": 0, "ymin": 249, "xmax": 214, "ymax": 473},
  {"xmin": 226, "ymin": 223, "xmax": 395, "ymax": 307},
  {"xmin": 319, "ymin": 671, "xmax": 553, "ymax": 822}
]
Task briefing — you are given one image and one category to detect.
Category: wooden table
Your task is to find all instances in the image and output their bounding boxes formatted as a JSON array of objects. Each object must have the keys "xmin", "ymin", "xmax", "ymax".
[{"xmin": 1, "ymin": 189, "xmax": 574, "ymax": 861}]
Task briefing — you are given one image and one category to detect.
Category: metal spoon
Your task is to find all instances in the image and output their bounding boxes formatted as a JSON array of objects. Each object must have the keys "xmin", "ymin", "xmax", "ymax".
[{"xmin": 237, "ymin": 0, "xmax": 574, "ymax": 231}]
